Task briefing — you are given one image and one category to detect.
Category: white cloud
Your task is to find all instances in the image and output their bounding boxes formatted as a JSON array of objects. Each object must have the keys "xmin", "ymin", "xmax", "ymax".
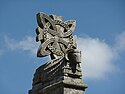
[
  {"xmin": 77, "ymin": 31, "xmax": 125, "ymax": 80},
  {"xmin": 5, "ymin": 36, "xmax": 38, "ymax": 55},
  {"xmin": 77, "ymin": 37, "xmax": 115, "ymax": 80},
  {"xmin": 114, "ymin": 31, "xmax": 125, "ymax": 52},
  {"xmin": 4, "ymin": 31, "xmax": 125, "ymax": 80}
]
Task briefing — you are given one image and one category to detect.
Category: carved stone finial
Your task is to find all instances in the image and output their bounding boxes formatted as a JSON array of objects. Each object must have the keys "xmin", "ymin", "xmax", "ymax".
[
  {"xmin": 29, "ymin": 12, "xmax": 87, "ymax": 94},
  {"xmin": 36, "ymin": 12, "xmax": 77, "ymax": 60}
]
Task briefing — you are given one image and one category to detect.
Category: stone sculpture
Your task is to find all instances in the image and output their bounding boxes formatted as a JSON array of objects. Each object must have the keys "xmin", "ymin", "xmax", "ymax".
[{"xmin": 29, "ymin": 12, "xmax": 87, "ymax": 94}]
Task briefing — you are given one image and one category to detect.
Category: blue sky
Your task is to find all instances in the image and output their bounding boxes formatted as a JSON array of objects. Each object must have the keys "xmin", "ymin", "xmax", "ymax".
[{"xmin": 0, "ymin": 0, "xmax": 125, "ymax": 94}]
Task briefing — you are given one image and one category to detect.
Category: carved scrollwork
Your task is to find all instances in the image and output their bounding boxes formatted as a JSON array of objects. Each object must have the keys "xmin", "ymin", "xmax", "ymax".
[{"xmin": 36, "ymin": 12, "xmax": 77, "ymax": 60}]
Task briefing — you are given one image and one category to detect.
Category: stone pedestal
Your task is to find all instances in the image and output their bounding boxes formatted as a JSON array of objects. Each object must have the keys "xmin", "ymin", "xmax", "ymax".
[{"xmin": 29, "ymin": 59, "xmax": 87, "ymax": 94}]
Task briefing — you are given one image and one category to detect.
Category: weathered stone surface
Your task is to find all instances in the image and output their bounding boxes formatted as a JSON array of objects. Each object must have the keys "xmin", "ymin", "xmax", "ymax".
[
  {"xmin": 29, "ymin": 12, "xmax": 87, "ymax": 94},
  {"xmin": 29, "ymin": 60, "xmax": 87, "ymax": 94}
]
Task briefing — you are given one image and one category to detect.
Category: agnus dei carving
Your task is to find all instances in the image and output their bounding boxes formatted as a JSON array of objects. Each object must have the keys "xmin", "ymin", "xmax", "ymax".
[{"xmin": 29, "ymin": 12, "xmax": 87, "ymax": 94}]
